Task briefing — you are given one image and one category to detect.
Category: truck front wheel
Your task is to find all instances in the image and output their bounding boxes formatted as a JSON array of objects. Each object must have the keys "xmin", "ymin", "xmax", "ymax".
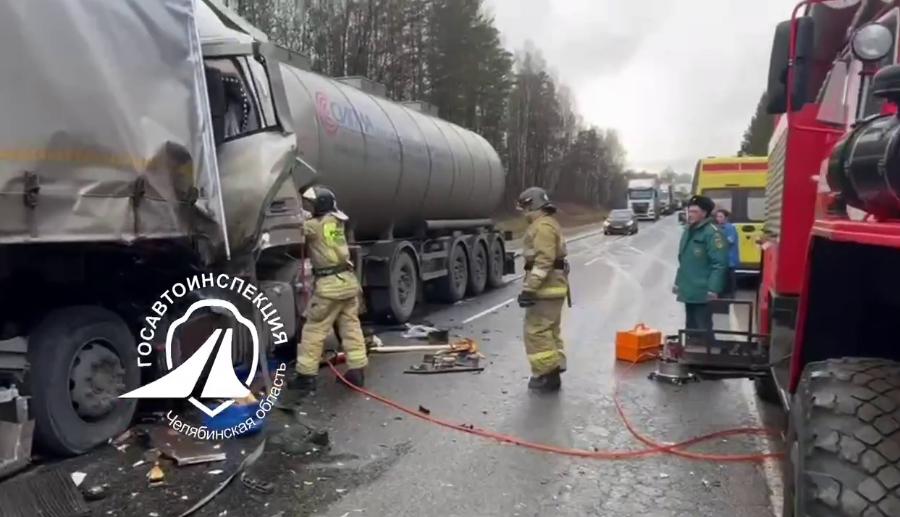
[
  {"xmin": 785, "ymin": 358, "xmax": 900, "ymax": 517},
  {"xmin": 27, "ymin": 306, "xmax": 139, "ymax": 456}
]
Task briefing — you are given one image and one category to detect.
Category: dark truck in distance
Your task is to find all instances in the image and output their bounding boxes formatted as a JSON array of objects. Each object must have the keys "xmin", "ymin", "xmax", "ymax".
[{"xmin": 603, "ymin": 209, "xmax": 638, "ymax": 235}]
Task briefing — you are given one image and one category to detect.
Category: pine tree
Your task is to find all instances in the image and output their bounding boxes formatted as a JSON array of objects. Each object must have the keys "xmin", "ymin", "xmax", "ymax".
[{"xmin": 739, "ymin": 92, "xmax": 775, "ymax": 156}]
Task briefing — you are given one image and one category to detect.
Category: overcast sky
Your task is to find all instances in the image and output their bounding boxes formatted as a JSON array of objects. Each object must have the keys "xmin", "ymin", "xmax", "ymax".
[{"xmin": 482, "ymin": 0, "xmax": 793, "ymax": 174}]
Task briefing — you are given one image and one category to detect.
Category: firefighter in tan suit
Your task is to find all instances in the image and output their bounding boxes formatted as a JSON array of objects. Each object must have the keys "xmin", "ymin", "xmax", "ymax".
[
  {"xmin": 516, "ymin": 187, "xmax": 569, "ymax": 392},
  {"xmin": 290, "ymin": 186, "xmax": 368, "ymax": 395}
]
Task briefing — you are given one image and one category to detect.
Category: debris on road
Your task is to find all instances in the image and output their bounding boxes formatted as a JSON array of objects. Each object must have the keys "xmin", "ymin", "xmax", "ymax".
[
  {"xmin": 240, "ymin": 473, "xmax": 274, "ymax": 495},
  {"xmin": 404, "ymin": 339, "xmax": 485, "ymax": 374},
  {"xmin": 0, "ymin": 469, "xmax": 90, "ymax": 517},
  {"xmin": 147, "ymin": 462, "xmax": 165, "ymax": 486},
  {"xmin": 177, "ymin": 439, "xmax": 266, "ymax": 517},
  {"xmin": 207, "ymin": 470, "xmax": 224, "ymax": 476},
  {"xmin": 402, "ymin": 323, "xmax": 439, "ymax": 339},
  {"xmin": 418, "ymin": 405, "xmax": 431, "ymax": 415},
  {"xmin": 70, "ymin": 471, "xmax": 86, "ymax": 487},
  {"xmin": 151, "ymin": 427, "xmax": 227, "ymax": 466},
  {"xmin": 308, "ymin": 430, "xmax": 330, "ymax": 448},
  {"xmin": 83, "ymin": 484, "xmax": 110, "ymax": 501}
]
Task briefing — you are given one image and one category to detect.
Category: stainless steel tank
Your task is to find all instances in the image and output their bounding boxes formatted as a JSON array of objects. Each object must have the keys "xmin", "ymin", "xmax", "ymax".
[{"xmin": 280, "ymin": 64, "xmax": 505, "ymax": 241}]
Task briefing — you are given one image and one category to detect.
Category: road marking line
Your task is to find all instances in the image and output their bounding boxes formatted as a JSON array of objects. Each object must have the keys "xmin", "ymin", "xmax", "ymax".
[
  {"xmin": 585, "ymin": 253, "xmax": 607, "ymax": 266},
  {"xmin": 743, "ymin": 385, "xmax": 784, "ymax": 517},
  {"xmin": 462, "ymin": 297, "xmax": 516, "ymax": 324},
  {"xmin": 727, "ymin": 303, "xmax": 783, "ymax": 517},
  {"xmin": 623, "ymin": 245, "xmax": 677, "ymax": 271}
]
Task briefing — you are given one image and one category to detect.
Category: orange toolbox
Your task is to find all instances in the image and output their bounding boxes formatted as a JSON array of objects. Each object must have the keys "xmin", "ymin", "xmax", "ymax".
[{"xmin": 615, "ymin": 323, "xmax": 662, "ymax": 363}]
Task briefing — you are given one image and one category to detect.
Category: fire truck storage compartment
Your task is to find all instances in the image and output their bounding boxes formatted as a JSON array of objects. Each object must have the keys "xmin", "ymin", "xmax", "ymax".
[{"xmin": 799, "ymin": 238, "xmax": 900, "ymax": 368}]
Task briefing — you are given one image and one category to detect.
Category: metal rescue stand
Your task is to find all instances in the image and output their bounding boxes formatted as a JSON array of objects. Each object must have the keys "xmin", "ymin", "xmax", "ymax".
[{"xmin": 649, "ymin": 300, "xmax": 770, "ymax": 385}]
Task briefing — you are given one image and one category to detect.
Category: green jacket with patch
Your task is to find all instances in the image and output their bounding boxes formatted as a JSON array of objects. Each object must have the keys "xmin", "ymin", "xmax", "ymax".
[{"xmin": 675, "ymin": 218, "xmax": 728, "ymax": 304}]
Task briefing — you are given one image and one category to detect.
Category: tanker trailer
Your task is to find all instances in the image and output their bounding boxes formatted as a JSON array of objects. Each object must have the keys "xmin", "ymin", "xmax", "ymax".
[{"xmin": 280, "ymin": 65, "xmax": 514, "ymax": 322}]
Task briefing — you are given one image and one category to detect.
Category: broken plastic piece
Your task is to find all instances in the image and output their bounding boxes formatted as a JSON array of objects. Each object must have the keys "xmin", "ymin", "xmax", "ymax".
[
  {"xmin": 70, "ymin": 472, "xmax": 86, "ymax": 487},
  {"xmin": 147, "ymin": 463, "xmax": 165, "ymax": 484},
  {"xmin": 402, "ymin": 324, "xmax": 439, "ymax": 339}
]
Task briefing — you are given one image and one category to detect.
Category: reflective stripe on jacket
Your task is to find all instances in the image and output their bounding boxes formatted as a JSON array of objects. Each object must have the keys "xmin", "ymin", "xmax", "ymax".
[{"xmin": 303, "ymin": 214, "xmax": 360, "ymax": 300}]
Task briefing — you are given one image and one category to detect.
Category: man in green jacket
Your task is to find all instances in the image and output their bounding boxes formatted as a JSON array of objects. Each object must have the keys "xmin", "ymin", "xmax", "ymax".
[{"xmin": 674, "ymin": 195, "xmax": 728, "ymax": 334}]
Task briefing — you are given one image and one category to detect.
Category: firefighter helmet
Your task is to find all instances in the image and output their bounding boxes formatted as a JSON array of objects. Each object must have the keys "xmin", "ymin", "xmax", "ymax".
[
  {"xmin": 516, "ymin": 187, "xmax": 556, "ymax": 213},
  {"xmin": 302, "ymin": 186, "xmax": 347, "ymax": 220}
]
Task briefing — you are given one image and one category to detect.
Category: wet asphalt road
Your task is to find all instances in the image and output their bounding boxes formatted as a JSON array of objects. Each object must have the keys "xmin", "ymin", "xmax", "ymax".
[
  {"xmin": 49, "ymin": 216, "xmax": 785, "ymax": 517},
  {"xmin": 279, "ymin": 216, "xmax": 785, "ymax": 517}
]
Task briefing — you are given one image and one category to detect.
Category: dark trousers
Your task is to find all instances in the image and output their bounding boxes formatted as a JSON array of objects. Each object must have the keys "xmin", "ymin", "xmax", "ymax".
[
  {"xmin": 721, "ymin": 268, "xmax": 737, "ymax": 298},
  {"xmin": 684, "ymin": 303, "xmax": 713, "ymax": 332}
]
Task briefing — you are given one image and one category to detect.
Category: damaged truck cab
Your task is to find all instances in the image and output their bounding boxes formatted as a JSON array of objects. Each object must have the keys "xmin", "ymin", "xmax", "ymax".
[{"xmin": 0, "ymin": 0, "xmax": 311, "ymax": 463}]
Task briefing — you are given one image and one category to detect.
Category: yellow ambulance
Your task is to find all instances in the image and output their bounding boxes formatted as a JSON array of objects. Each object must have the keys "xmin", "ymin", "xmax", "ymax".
[{"xmin": 691, "ymin": 156, "xmax": 767, "ymax": 274}]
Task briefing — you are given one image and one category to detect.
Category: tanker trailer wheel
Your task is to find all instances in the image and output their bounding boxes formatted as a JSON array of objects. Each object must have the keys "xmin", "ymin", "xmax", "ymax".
[
  {"xmin": 369, "ymin": 251, "xmax": 418, "ymax": 323},
  {"xmin": 466, "ymin": 241, "xmax": 489, "ymax": 296},
  {"xmin": 487, "ymin": 237, "xmax": 505, "ymax": 289},
  {"xmin": 784, "ymin": 358, "xmax": 900, "ymax": 517},
  {"xmin": 27, "ymin": 306, "xmax": 139, "ymax": 456},
  {"xmin": 435, "ymin": 243, "xmax": 469, "ymax": 303}
]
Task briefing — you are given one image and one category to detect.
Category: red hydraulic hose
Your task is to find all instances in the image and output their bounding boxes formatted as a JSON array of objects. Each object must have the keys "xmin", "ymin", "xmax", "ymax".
[{"xmin": 325, "ymin": 352, "xmax": 783, "ymax": 463}]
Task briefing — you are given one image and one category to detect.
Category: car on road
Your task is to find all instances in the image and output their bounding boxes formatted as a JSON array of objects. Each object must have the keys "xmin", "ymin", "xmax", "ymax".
[{"xmin": 603, "ymin": 209, "xmax": 638, "ymax": 235}]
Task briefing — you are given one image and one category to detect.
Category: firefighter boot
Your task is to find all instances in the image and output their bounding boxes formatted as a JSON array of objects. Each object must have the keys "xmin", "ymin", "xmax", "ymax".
[
  {"xmin": 342, "ymin": 368, "xmax": 365, "ymax": 388},
  {"xmin": 288, "ymin": 374, "xmax": 318, "ymax": 396},
  {"xmin": 527, "ymin": 368, "xmax": 561, "ymax": 392}
]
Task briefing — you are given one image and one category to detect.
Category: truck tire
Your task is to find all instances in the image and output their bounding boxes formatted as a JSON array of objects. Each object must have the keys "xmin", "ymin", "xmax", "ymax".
[
  {"xmin": 436, "ymin": 243, "xmax": 468, "ymax": 302},
  {"xmin": 784, "ymin": 358, "xmax": 900, "ymax": 517},
  {"xmin": 487, "ymin": 236, "xmax": 505, "ymax": 289},
  {"xmin": 369, "ymin": 251, "xmax": 418, "ymax": 323},
  {"xmin": 28, "ymin": 306, "xmax": 139, "ymax": 456},
  {"xmin": 466, "ymin": 241, "xmax": 488, "ymax": 296}
]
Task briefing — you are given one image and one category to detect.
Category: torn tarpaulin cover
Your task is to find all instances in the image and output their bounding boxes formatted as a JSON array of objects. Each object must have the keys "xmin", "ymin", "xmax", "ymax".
[{"xmin": 0, "ymin": 0, "xmax": 227, "ymax": 257}]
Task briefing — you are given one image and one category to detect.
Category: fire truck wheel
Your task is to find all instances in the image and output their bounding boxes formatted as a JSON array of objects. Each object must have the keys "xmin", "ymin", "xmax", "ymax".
[
  {"xmin": 754, "ymin": 375, "xmax": 780, "ymax": 405},
  {"xmin": 27, "ymin": 306, "xmax": 139, "ymax": 456},
  {"xmin": 784, "ymin": 358, "xmax": 900, "ymax": 517}
]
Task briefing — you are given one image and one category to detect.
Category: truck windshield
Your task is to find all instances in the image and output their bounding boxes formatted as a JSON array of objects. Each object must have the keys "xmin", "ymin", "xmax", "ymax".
[{"xmin": 628, "ymin": 190, "xmax": 654, "ymax": 199}]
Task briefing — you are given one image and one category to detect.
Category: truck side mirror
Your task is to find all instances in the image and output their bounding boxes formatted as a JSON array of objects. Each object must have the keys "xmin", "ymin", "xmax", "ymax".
[
  {"xmin": 766, "ymin": 17, "xmax": 815, "ymax": 115},
  {"xmin": 205, "ymin": 67, "xmax": 227, "ymax": 145}
]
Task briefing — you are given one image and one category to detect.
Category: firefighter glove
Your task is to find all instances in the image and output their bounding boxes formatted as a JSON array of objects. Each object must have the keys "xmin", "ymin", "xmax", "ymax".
[{"xmin": 518, "ymin": 291, "xmax": 536, "ymax": 308}]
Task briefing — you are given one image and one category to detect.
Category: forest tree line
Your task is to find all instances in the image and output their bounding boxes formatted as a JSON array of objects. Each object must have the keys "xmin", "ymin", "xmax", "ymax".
[{"xmin": 229, "ymin": 0, "xmax": 628, "ymax": 210}]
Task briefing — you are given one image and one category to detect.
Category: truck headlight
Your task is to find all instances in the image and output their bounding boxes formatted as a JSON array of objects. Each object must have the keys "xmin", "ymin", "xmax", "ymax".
[{"xmin": 852, "ymin": 23, "xmax": 893, "ymax": 63}]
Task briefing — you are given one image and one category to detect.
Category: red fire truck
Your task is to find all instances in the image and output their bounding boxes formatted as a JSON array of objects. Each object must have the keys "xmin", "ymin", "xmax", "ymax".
[{"xmin": 757, "ymin": 1, "xmax": 900, "ymax": 515}]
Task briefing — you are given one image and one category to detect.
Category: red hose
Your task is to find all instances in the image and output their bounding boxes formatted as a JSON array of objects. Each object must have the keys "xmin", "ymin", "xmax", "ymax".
[{"xmin": 325, "ymin": 352, "xmax": 783, "ymax": 462}]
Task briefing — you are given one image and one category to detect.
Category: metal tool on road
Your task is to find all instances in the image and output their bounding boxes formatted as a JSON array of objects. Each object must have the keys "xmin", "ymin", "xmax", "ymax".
[
  {"xmin": 404, "ymin": 339, "xmax": 485, "ymax": 374},
  {"xmin": 648, "ymin": 335, "xmax": 698, "ymax": 385}
]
